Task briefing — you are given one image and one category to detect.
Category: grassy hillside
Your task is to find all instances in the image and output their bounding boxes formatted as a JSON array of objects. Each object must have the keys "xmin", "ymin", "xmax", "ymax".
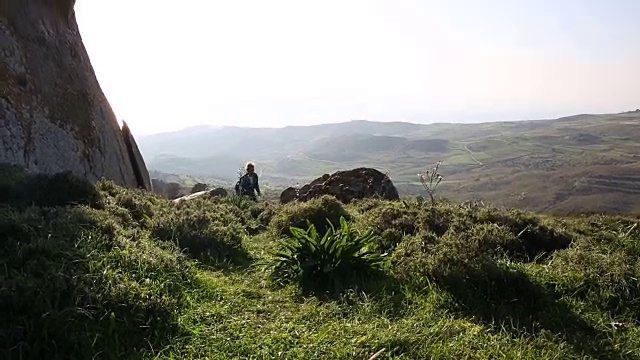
[
  {"xmin": 2, "ymin": 166, "xmax": 640, "ymax": 359},
  {"xmin": 138, "ymin": 110, "xmax": 640, "ymax": 215}
]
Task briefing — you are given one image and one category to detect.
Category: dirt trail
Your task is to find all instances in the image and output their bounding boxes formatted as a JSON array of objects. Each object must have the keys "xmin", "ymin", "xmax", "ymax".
[{"xmin": 462, "ymin": 143, "xmax": 484, "ymax": 165}]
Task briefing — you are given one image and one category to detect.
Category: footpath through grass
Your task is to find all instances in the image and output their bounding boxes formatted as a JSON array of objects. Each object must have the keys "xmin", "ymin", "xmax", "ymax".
[{"xmin": 1, "ymin": 165, "xmax": 639, "ymax": 359}]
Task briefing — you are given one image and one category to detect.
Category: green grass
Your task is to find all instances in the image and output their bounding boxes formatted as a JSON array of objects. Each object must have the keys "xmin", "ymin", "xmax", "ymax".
[{"xmin": 2, "ymin": 167, "xmax": 640, "ymax": 359}]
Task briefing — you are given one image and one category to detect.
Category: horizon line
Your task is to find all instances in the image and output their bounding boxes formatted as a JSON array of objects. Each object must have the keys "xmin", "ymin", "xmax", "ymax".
[{"xmin": 135, "ymin": 108, "xmax": 639, "ymax": 136}]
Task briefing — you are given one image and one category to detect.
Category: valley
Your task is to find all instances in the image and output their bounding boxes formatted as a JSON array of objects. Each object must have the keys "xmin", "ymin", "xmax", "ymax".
[{"xmin": 139, "ymin": 110, "xmax": 640, "ymax": 215}]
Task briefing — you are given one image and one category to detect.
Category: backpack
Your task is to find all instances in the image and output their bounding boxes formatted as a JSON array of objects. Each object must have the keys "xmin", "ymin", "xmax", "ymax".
[{"xmin": 235, "ymin": 174, "xmax": 251, "ymax": 195}]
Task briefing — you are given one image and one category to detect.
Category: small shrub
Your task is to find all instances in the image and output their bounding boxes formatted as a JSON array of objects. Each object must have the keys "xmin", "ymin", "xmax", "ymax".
[
  {"xmin": 416, "ymin": 202, "xmax": 460, "ymax": 236},
  {"xmin": 96, "ymin": 178, "xmax": 124, "ymax": 197},
  {"xmin": 391, "ymin": 223, "xmax": 521, "ymax": 288},
  {"xmin": 150, "ymin": 199, "xmax": 249, "ymax": 266},
  {"xmin": 366, "ymin": 204, "xmax": 419, "ymax": 235},
  {"xmin": 267, "ymin": 216, "xmax": 385, "ymax": 295},
  {"xmin": 113, "ymin": 190, "xmax": 159, "ymax": 225},
  {"xmin": 348, "ymin": 197, "xmax": 387, "ymax": 213},
  {"xmin": 441, "ymin": 223, "xmax": 516, "ymax": 261},
  {"xmin": 390, "ymin": 231, "xmax": 440, "ymax": 287},
  {"xmin": 377, "ymin": 228, "xmax": 405, "ymax": 253},
  {"xmin": 95, "ymin": 180, "xmax": 171, "ymax": 229},
  {"xmin": 269, "ymin": 195, "xmax": 351, "ymax": 237},
  {"xmin": 473, "ymin": 208, "xmax": 573, "ymax": 261}
]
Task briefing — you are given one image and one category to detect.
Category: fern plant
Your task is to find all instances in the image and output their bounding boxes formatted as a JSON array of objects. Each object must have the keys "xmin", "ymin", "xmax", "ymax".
[{"xmin": 267, "ymin": 216, "xmax": 385, "ymax": 295}]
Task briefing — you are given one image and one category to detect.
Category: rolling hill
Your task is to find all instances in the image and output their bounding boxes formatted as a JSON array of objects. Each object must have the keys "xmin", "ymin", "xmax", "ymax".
[{"xmin": 138, "ymin": 110, "xmax": 640, "ymax": 214}]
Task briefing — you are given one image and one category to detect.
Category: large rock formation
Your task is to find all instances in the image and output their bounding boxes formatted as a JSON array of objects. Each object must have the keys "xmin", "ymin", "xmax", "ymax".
[
  {"xmin": 280, "ymin": 167, "xmax": 400, "ymax": 204},
  {"xmin": 121, "ymin": 121, "xmax": 151, "ymax": 189},
  {"xmin": 0, "ymin": 0, "xmax": 149, "ymax": 189}
]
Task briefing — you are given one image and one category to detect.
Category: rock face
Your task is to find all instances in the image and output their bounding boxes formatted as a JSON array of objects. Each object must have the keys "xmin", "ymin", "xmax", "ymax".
[
  {"xmin": 0, "ymin": 0, "xmax": 149, "ymax": 189},
  {"xmin": 280, "ymin": 167, "xmax": 399, "ymax": 204},
  {"xmin": 121, "ymin": 121, "xmax": 151, "ymax": 189}
]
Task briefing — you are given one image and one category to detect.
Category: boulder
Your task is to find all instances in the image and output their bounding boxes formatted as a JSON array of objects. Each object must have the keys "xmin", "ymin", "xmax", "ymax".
[
  {"xmin": 0, "ymin": 0, "xmax": 149, "ymax": 189},
  {"xmin": 280, "ymin": 167, "xmax": 399, "ymax": 204},
  {"xmin": 165, "ymin": 182, "xmax": 182, "ymax": 200},
  {"xmin": 190, "ymin": 183, "xmax": 207, "ymax": 194},
  {"xmin": 151, "ymin": 178, "xmax": 167, "ymax": 196},
  {"xmin": 209, "ymin": 187, "xmax": 228, "ymax": 197},
  {"xmin": 280, "ymin": 187, "xmax": 298, "ymax": 204}
]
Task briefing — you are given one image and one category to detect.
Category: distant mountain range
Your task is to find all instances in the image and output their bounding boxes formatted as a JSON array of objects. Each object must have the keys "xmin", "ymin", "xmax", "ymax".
[{"xmin": 137, "ymin": 110, "xmax": 640, "ymax": 214}]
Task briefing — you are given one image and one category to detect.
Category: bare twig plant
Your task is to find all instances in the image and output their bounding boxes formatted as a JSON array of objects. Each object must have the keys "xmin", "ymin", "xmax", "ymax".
[{"xmin": 418, "ymin": 161, "xmax": 444, "ymax": 204}]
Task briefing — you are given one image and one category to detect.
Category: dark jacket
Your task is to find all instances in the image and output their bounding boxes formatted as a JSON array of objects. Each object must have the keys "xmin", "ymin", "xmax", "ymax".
[{"xmin": 236, "ymin": 172, "xmax": 260, "ymax": 197}]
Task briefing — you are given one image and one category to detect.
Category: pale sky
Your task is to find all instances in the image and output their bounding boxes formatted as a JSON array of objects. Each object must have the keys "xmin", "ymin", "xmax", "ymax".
[{"xmin": 75, "ymin": 0, "xmax": 640, "ymax": 135}]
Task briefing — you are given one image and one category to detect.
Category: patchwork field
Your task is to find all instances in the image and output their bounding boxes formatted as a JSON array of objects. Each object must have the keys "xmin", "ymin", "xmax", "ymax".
[{"xmin": 141, "ymin": 111, "xmax": 640, "ymax": 214}]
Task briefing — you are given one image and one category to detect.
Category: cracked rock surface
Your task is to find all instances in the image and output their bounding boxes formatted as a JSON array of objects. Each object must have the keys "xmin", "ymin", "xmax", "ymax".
[{"xmin": 0, "ymin": 0, "xmax": 148, "ymax": 188}]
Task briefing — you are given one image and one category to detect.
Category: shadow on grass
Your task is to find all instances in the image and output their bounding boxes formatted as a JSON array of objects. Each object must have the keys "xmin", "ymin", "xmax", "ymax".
[
  {"xmin": 195, "ymin": 249, "xmax": 255, "ymax": 274},
  {"xmin": 0, "ymin": 164, "xmax": 104, "ymax": 208},
  {"xmin": 437, "ymin": 262, "xmax": 636, "ymax": 360},
  {"xmin": 350, "ymin": 272, "xmax": 411, "ymax": 320},
  {"xmin": 0, "ymin": 205, "xmax": 188, "ymax": 360},
  {"xmin": 151, "ymin": 224, "xmax": 253, "ymax": 273},
  {"xmin": 287, "ymin": 269, "xmax": 411, "ymax": 321}
]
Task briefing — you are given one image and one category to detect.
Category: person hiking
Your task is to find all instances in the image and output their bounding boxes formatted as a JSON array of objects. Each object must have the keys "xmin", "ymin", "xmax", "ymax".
[{"xmin": 235, "ymin": 162, "xmax": 261, "ymax": 201}]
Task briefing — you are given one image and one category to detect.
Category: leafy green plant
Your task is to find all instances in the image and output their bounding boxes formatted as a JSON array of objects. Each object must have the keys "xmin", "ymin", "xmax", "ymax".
[{"xmin": 267, "ymin": 216, "xmax": 385, "ymax": 295}]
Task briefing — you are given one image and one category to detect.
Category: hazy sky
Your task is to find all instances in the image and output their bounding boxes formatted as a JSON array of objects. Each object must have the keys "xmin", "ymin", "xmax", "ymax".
[{"xmin": 75, "ymin": 0, "xmax": 640, "ymax": 135}]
